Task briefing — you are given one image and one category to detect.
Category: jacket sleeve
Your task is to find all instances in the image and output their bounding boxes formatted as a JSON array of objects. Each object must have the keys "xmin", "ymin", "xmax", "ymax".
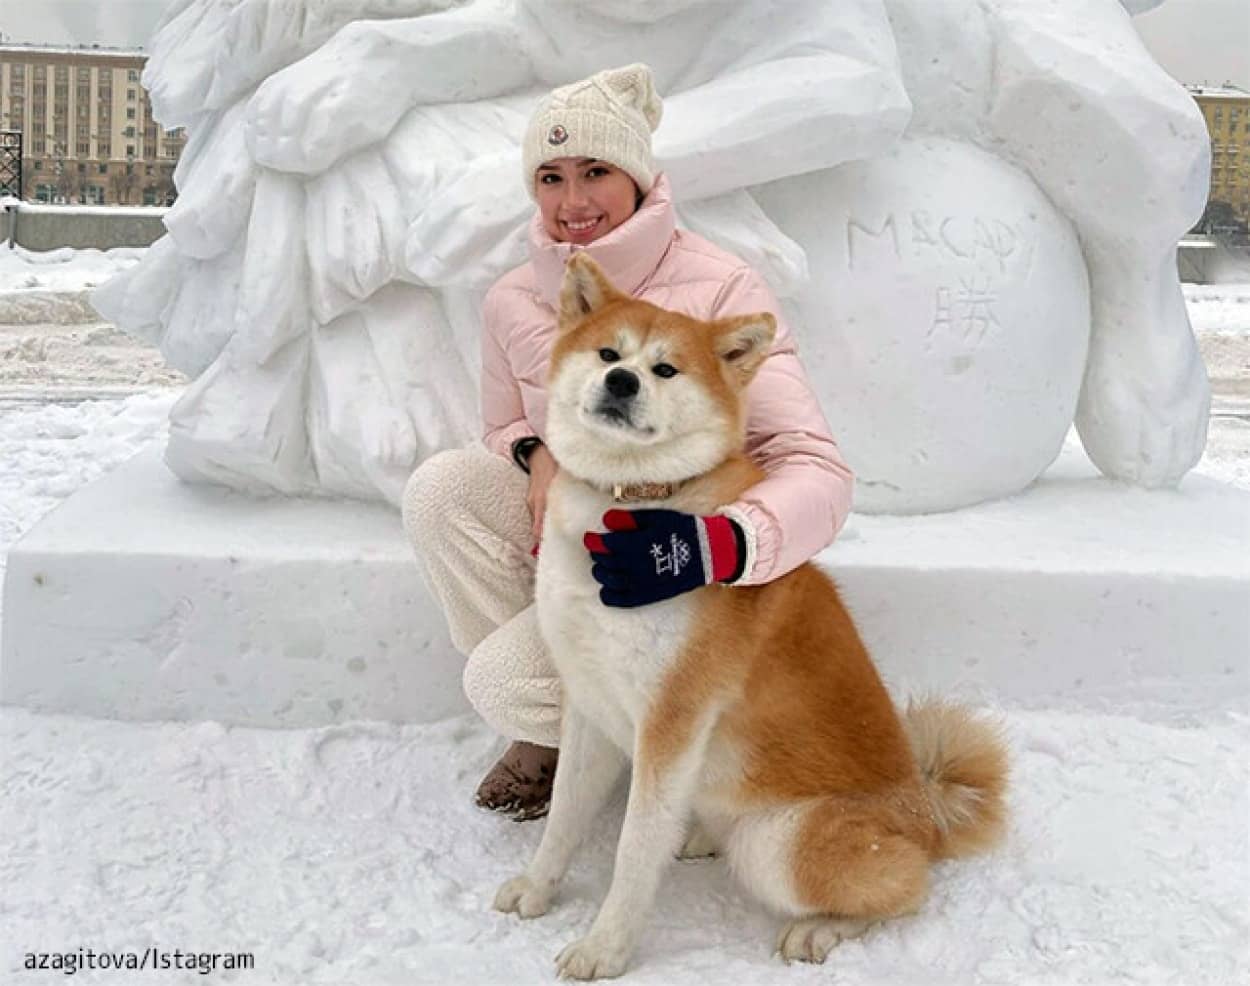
[
  {"xmin": 709, "ymin": 267, "xmax": 854, "ymax": 585},
  {"xmin": 480, "ymin": 284, "xmax": 541, "ymax": 461}
]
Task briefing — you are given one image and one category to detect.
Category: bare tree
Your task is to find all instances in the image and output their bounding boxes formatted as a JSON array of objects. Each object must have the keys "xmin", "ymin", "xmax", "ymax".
[
  {"xmin": 156, "ymin": 173, "xmax": 177, "ymax": 205},
  {"xmin": 54, "ymin": 164, "xmax": 84, "ymax": 204},
  {"xmin": 108, "ymin": 164, "xmax": 140, "ymax": 205},
  {"xmin": 1196, "ymin": 199, "xmax": 1243, "ymax": 235}
]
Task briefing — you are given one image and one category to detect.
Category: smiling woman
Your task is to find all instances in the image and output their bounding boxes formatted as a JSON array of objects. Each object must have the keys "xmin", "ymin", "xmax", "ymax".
[
  {"xmin": 534, "ymin": 159, "xmax": 640, "ymax": 245},
  {"xmin": 399, "ymin": 62, "xmax": 854, "ymax": 824}
]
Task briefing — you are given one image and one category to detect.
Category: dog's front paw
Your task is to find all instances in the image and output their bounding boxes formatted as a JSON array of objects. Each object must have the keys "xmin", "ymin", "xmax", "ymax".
[
  {"xmin": 776, "ymin": 917, "xmax": 871, "ymax": 964},
  {"xmin": 555, "ymin": 931, "xmax": 632, "ymax": 980},
  {"xmin": 493, "ymin": 874, "xmax": 553, "ymax": 919}
]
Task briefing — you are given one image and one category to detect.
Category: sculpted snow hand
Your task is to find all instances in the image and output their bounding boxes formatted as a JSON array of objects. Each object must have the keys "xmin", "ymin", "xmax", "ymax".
[
  {"xmin": 244, "ymin": 7, "xmax": 529, "ymax": 174},
  {"xmin": 584, "ymin": 508, "xmax": 744, "ymax": 607}
]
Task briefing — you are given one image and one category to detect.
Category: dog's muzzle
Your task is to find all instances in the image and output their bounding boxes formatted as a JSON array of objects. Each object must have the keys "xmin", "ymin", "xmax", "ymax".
[{"xmin": 595, "ymin": 368, "xmax": 641, "ymax": 426}]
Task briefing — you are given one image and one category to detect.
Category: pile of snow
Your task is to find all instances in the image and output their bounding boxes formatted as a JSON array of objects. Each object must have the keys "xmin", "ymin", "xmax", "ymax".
[
  {"xmin": 0, "ymin": 243, "xmax": 146, "ymax": 294},
  {"xmin": 1197, "ymin": 418, "xmax": 1250, "ymax": 490},
  {"xmin": 0, "ymin": 323, "xmax": 186, "ymax": 398},
  {"xmin": 1185, "ymin": 282, "xmax": 1250, "ymax": 335},
  {"xmin": 0, "ymin": 244, "xmax": 149, "ymax": 326}
]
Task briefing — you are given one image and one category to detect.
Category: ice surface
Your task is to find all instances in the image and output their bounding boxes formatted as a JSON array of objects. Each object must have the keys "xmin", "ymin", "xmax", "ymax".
[{"xmin": 92, "ymin": 0, "xmax": 1211, "ymax": 511}]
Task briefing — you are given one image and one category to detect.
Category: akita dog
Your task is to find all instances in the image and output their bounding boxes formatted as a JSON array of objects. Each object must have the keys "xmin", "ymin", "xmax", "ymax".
[{"xmin": 494, "ymin": 253, "xmax": 1008, "ymax": 980}]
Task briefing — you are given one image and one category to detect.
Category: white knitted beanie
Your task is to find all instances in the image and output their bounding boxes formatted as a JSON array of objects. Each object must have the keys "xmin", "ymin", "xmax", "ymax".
[{"xmin": 522, "ymin": 63, "xmax": 663, "ymax": 199}]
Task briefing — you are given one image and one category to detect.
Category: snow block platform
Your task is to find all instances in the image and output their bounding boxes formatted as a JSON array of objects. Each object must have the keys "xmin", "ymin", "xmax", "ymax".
[
  {"xmin": 1, "ymin": 447, "xmax": 466, "ymax": 728},
  {"xmin": 3, "ymin": 443, "xmax": 1248, "ymax": 728}
]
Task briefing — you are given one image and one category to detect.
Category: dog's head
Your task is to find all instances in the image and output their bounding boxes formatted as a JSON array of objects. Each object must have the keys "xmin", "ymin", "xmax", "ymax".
[{"xmin": 545, "ymin": 253, "xmax": 776, "ymax": 486}]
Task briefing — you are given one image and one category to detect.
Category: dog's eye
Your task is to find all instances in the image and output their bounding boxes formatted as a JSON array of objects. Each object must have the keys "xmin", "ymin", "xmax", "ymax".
[
  {"xmin": 652, "ymin": 363, "xmax": 678, "ymax": 379},
  {"xmin": 599, "ymin": 348, "xmax": 621, "ymax": 363}
]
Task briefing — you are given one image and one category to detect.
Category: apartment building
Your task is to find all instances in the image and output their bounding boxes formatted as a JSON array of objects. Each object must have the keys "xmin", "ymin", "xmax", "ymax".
[
  {"xmin": 1189, "ymin": 83, "xmax": 1250, "ymax": 227},
  {"xmin": 0, "ymin": 42, "xmax": 186, "ymax": 205}
]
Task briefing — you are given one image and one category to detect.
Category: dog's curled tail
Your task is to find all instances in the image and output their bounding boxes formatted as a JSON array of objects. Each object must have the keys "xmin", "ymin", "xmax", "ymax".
[{"xmin": 902, "ymin": 699, "xmax": 1008, "ymax": 860}]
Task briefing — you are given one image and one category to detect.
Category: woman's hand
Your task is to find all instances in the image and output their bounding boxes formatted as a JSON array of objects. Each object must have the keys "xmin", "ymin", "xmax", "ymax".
[{"xmin": 526, "ymin": 444, "xmax": 559, "ymax": 545}]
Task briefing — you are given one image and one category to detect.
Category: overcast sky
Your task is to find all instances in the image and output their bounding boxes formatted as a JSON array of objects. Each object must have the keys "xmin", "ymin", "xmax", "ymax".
[
  {"xmin": 0, "ymin": 1, "xmax": 167, "ymax": 49},
  {"xmin": 0, "ymin": 0, "xmax": 1247, "ymax": 89},
  {"xmin": 1134, "ymin": 0, "xmax": 1250, "ymax": 89}
]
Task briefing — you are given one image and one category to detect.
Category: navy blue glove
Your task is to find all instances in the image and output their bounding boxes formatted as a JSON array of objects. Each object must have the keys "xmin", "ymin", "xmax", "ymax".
[{"xmin": 583, "ymin": 508, "xmax": 746, "ymax": 608}]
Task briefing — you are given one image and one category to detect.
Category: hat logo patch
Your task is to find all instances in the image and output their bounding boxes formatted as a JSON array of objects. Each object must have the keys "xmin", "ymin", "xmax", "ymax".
[{"xmin": 547, "ymin": 124, "xmax": 569, "ymax": 146}]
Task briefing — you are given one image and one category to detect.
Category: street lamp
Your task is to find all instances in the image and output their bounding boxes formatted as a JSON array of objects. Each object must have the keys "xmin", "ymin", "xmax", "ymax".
[
  {"xmin": 42, "ymin": 137, "xmax": 74, "ymax": 204},
  {"xmin": 51, "ymin": 138, "xmax": 65, "ymax": 203}
]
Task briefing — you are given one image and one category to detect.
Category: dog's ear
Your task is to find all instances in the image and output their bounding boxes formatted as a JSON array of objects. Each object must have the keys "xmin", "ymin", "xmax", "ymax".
[
  {"xmin": 710, "ymin": 312, "xmax": 777, "ymax": 385},
  {"xmin": 559, "ymin": 253, "xmax": 624, "ymax": 333}
]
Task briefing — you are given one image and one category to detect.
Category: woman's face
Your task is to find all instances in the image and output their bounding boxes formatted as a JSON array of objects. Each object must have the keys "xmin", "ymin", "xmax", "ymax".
[{"xmin": 535, "ymin": 158, "xmax": 640, "ymax": 245}]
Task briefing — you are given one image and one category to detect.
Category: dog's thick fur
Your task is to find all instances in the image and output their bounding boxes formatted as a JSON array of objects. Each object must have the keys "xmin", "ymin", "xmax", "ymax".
[{"xmin": 494, "ymin": 254, "xmax": 1008, "ymax": 979}]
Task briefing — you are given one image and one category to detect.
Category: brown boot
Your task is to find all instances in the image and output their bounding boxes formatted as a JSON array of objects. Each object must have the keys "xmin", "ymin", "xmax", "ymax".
[{"xmin": 474, "ymin": 741, "xmax": 558, "ymax": 821}]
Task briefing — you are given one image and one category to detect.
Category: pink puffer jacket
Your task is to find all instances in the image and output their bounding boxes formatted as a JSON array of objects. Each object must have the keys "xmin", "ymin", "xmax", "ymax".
[{"xmin": 480, "ymin": 175, "xmax": 853, "ymax": 585}]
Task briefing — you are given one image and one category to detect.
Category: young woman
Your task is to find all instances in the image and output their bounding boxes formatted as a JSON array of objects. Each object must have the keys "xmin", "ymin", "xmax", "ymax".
[{"xmin": 402, "ymin": 63, "xmax": 854, "ymax": 820}]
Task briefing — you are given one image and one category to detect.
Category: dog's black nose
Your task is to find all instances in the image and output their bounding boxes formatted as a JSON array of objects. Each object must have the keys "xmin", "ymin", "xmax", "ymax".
[{"xmin": 604, "ymin": 367, "xmax": 639, "ymax": 399}]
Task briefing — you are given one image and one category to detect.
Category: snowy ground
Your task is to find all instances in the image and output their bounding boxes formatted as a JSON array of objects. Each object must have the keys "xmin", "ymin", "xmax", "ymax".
[
  {"xmin": 1, "ymin": 260, "xmax": 1248, "ymax": 984},
  {"xmin": 0, "ymin": 243, "xmax": 145, "ymax": 294},
  {"xmin": 0, "ymin": 244, "xmax": 151, "ymax": 328}
]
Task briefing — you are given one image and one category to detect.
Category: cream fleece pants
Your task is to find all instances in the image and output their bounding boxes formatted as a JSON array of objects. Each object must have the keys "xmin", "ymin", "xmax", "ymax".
[{"xmin": 401, "ymin": 445, "xmax": 561, "ymax": 748}]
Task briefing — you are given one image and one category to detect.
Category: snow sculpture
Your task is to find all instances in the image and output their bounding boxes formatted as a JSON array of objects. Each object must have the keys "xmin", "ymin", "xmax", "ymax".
[
  {"xmin": 755, "ymin": 137, "xmax": 1091, "ymax": 512},
  {"xmin": 94, "ymin": 0, "xmax": 1210, "ymax": 514},
  {"xmin": 753, "ymin": 0, "xmax": 1211, "ymax": 510}
]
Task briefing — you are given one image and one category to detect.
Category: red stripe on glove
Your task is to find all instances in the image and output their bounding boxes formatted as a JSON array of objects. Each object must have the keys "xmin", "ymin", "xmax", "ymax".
[{"xmin": 702, "ymin": 514, "xmax": 740, "ymax": 583}]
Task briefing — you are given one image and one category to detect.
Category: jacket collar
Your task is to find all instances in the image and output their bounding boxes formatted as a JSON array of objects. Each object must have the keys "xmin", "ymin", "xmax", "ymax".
[{"xmin": 529, "ymin": 173, "xmax": 676, "ymax": 309}]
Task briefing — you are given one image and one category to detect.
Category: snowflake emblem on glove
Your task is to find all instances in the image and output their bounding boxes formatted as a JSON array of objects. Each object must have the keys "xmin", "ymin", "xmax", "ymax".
[{"xmin": 651, "ymin": 534, "xmax": 691, "ymax": 577}]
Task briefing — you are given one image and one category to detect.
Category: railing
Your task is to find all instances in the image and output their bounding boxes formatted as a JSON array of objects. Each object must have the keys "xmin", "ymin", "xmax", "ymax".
[{"xmin": 0, "ymin": 129, "xmax": 21, "ymax": 198}]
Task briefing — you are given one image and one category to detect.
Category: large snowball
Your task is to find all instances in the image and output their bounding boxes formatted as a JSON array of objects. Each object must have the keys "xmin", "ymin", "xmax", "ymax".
[{"xmin": 756, "ymin": 136, "xmax": 1091, "ymax": 514}]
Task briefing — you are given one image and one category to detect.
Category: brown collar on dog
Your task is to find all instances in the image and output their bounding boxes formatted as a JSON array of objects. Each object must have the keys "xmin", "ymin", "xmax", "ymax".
[{"xmin": 611, "ymin": 481, "xmax": 680, "ymax": 503}]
